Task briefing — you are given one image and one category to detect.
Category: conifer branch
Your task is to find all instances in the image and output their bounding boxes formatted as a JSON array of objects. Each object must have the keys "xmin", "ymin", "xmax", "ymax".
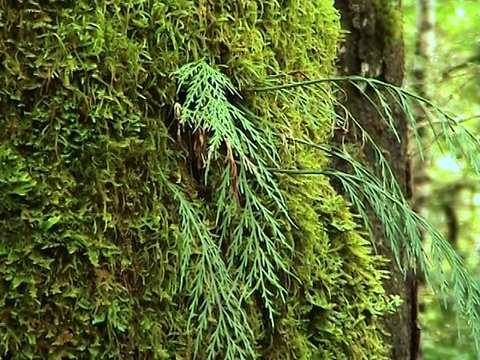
[
  {"xmin": 161, "ymin": 174, "xmax": 256, "ymax": 360},
  {"xmin": 255, "ymin": 74, "xmax": 480, "ymax": 352},
  {"xmin": 171, "ymin": 61, "xmax": 300, "ymax": 358},
  {"xmin": 169, "ymin": 62, "xmax": 480, "ymax": 355}
]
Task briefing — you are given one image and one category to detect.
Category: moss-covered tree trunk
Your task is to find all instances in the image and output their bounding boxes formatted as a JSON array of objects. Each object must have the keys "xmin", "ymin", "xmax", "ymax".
[
  {"xmin": 333, "ymin": 0, "xmax": 421, "ymax": 359},
  {"xmin": 1, "ymin": 1, "xmax": 401, "ymax": 359}
]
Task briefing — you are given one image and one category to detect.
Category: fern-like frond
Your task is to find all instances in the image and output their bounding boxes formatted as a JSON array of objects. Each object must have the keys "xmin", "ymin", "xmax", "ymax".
[
  {"xmin": 170, "ymin": 61, "xmax": 299, "ymax": 358},
  {"xmin": 161, "ymin": 174, "xmax": 256, "ymax": 360},
  {"xmin": 268, "ymin": 138, "xmax": 426, "ymax": 273},
  {"xmin": 255, "ymin": 76, "xmax": 480, "ymax": 175},
  {"xmin": 269, "ymin": 152, "xmax": 480, "ymax": 353},
  {"xmin": 254, "ymin": 76, "xmax": 480, "ymax": 352},
  {"xmin": 168, "ymin": 64, "xmax": 480, "ymax": 355}
]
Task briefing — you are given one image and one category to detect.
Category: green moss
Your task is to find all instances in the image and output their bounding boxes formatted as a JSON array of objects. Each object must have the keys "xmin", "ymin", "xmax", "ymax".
[
  {"xmin": 374, "ymin": 0, "xmax": 404, "ymax": 45},
  {"xmin": 0, "ymin": 0, "xmax": 394, "ymax": 358}
]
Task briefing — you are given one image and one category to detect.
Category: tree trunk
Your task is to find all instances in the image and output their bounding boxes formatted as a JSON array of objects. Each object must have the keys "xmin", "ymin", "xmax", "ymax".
[
  {"xmin": 411, "ymin": 0, "xmax": 435, "ymax": 228},
  {"xmin": 333, "ymin": 1, "xmax": 420, "ymax": 359},
  {"xmin": 410, "ymin": 3, "xmax": 436, "ymax": 357}
]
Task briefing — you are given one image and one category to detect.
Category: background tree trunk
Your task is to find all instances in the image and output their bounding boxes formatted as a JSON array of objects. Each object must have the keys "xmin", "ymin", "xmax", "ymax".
[
  {"xmin": 410, "ymin": 3, "xmax": 435, "ymax": 357},
  {"xmin": 333, "ymin": 1, "xmax": 420, "ymax": 359},
  {"xmin": 411, "ymin": 0, "xmax": 435, "ymax": 234}
]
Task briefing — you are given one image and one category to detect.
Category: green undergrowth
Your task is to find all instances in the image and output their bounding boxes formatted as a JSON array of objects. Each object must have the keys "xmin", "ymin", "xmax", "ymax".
[{"xmin": 0, "ymin": 0, "xmax": 395, "ymax": 358}]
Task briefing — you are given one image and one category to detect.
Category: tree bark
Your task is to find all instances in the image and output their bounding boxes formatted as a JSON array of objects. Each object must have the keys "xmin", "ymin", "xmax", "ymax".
[
  {"xmin": 410, "ymin": 4, "xmax": 435, "ymax": 356},
  {"xmin": 411, "ymin": 0, "xmax": 435, "ymax": 217},
  {"xmin": 333, "ymin": 1, "xmax": 420, "ymax": 359},
  {"xmin": 413, "ymin": 0, "xmax": 435, "ymax": 99}
]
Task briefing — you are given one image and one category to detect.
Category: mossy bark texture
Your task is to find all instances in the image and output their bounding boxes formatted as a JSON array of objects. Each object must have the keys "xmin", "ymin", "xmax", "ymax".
[
  {"xmin": 2, "ymin": 1, "xmax": 394, "ymax": 359},
  {"xmin": 334, "ymin": 0, "xmax": 420, "ymax": 359}
]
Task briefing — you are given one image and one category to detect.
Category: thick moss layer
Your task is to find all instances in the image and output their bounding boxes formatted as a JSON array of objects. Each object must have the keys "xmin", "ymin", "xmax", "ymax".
[
  {"xmin": 374, "ymin": 0, "xmax": 403, "ymax": 45},
  {"xmin": 1, "ymin": 1, "xmax": 393, "ymax": 358}
]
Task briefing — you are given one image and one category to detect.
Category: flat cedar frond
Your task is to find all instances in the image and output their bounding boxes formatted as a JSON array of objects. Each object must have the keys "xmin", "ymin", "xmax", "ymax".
[
  {"xmin": 161, "ymin": 174, "xmax": 256, "ymax": 360},
  {"xmin": 254, "ymin": 76, "xmax": 480, "ymax": 175},
  {"xmin": 255, "ymin": 75, "xmax": 480, "ymax": 352},
  {"xmin": 269, "ymin": 150, "xmax": 480, "ymax": 354},
  {"xmin": 171, "ymin": 61, "xmax": 297, "ymax": 358}
]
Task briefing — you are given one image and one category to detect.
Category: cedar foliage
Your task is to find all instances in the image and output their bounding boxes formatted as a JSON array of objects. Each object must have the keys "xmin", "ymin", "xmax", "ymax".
[{"xmin": 0, "ymin": 1, "xmax": 396, "ymax": 359}]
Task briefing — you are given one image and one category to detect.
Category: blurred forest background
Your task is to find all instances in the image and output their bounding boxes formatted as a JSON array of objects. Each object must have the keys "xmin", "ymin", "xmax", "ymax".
[{"xmin": 403, "ymin": 0, "xmax": 480, "ymax": 358}]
